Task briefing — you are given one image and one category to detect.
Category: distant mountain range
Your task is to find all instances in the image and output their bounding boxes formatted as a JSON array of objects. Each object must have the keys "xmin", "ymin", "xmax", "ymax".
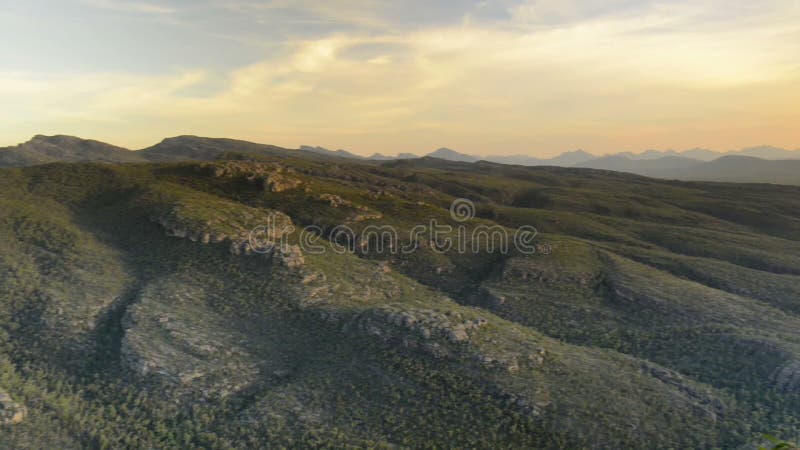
[
  {"xmin": 299, "ymin": 145, "xmax": 365, "ymax": 160},
  {"xmin": 588, "ymin": 155, "xmax": 800, "ymax": 185},
  {"xmin": 302, "ymin": 143, "xmax": 800, "ymax": 165},
  {"xmin": 0, "ymin": 135, "xmax": 327, "ymax": 167},
  {"xmin": 245, "ymin": 142, "xmax": 800, "ymax": 185},
  {"xmin": 2, "ymin": 135, "xmax": 800, "ymax": 185}
]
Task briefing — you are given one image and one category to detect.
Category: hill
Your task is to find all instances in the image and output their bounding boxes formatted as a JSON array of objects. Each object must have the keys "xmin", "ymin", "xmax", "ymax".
[
  {"xmin": 669, "ymin": 155, "xmax": 800, "ymax": 184},
  {"xmin": 578, "ymin": 155, "xmax": 800, "ymax": 185},
  {"xmin": 575, "ymin": 155, "xmax": 702, "ymax": 172},
  {"xmin": 425, "ymin": 147, "xmax": 480, "ymax": 162},
  {"xmin": 141, "ymin": 136, "xmax": 298, "ymax": 161},
  {"xmin": 737, "ymin": 145, "xmax": 800, "ymax": 160},
  {"xmin": 1, "ymin": 144, "xmax": 800, "ymax": 447},
  {"xmin": 0, "ymin": 135, "xmax": 355, "ymax": 169},
  {"xmin": 299, "ymin": 145, "xmax": 366, "ymax": 160},
  {"xmin": 295, "ymin": 144, "xmax": 799, "ymax": 166},
  {"xmin": 4, "ymin": 136, "xmax": 799, "ymax": 186},
  {"xmin": 0, "ymin": 135, "xmax": 145, "ymax": 166}
]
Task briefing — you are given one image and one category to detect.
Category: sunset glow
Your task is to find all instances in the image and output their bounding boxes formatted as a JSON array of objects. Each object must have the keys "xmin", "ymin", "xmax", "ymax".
[{"xmin": 2, "ymin": 0, "xmax": 798, "ymax": 155}]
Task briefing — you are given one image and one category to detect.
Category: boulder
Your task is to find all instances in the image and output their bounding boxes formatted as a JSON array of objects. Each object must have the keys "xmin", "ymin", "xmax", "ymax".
[
  {"xmin": 447, "ymin": 328, "xmax": 469, "ymax": 343},
  {"xmin": 264, "ymin": 174, "xmax": 302, "ymax": 193},
  {"xmin": 319, "ymin": 193, "xmax": 351, "ymax": 207},
  {"xmin": 278, "ymin": 245, "xmax": 305, "ymax": 268},
  {"xmin": 0, "ymin": 391, "xmax": 26, "ymax": 426}
]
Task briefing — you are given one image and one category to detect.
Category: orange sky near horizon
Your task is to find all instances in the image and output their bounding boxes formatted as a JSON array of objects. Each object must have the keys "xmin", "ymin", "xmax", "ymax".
[{"xmin": 1, "ymin": 0, "xmax": 798, "ymax": 157}]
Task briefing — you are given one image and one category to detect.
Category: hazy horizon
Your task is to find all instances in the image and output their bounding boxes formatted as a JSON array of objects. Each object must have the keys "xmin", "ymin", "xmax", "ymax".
[
  {"xmin": 9, "ymin": 133, "xmax": 800, "ymax": 159},
  {"xmin": 2, "ymin": 0, "xmax": 799, "ymax": 157}
]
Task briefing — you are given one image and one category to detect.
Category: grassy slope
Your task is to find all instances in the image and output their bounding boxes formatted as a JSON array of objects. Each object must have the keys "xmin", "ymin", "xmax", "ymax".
[{"xmin": 1, "ymin": 157, "xmax": 799, "ymax": 447}]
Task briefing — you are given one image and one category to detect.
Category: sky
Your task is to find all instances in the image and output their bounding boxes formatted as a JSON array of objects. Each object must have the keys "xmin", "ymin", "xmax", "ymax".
[{"xmin": 0, "ymin": 0, "xmax": 798, "ymax": 157}]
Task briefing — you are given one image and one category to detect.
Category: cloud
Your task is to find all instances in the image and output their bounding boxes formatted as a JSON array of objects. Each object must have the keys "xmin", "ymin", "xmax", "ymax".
[
  {"xmin": 213, "ymin": 0, "xmax": 386, "ymax": 28},
  {"xmin": 2, "ymin": 0, "xmax": 799, "ymax": 154},
  {"xmin": 82, "ymin": 0, "xmax": 177, "ymax": 15}
]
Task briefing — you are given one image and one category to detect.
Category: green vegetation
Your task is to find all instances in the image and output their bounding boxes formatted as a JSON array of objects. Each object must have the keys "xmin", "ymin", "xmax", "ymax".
[
  {"xmin": 1, "ymin": 146, "xmax": 800, "ymax": 448},
  {"xmin": 760, "ymin": 435, "xmax": 800, "ymax": 450}
]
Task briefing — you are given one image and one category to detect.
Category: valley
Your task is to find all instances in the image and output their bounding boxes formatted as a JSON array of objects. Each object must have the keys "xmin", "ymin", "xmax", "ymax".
[{"xmin": 1, "ymin": 138, "xmax": 799, "ymax": 447}]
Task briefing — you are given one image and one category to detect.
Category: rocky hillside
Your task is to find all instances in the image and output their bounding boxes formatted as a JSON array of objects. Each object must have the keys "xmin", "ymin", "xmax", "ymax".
[
  {"xmin": 5, "ymin": 135, "xmax": 800, "ymax": 186},
  {"xmin": 0, "ymin": 135, "xmax": 359, "ymax": 169},
  {"xmin": 1, "ymin": 151, "xmax": 800, "ymax": 448},
  {"xmin": 0, "ymin": 135, "xmax": 145, "ymax": 166}
]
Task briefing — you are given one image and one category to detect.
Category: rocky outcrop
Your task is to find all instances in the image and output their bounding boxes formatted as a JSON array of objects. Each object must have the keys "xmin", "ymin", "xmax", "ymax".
[
  {"xmin": 322, "ymin": 305, "xmax": 534, "ymax": 373},
  {"xmin": 352, "ymin": 306, "xmax": 489, "ymax": 344},
  {"xmin": 501, "ymin": 253, "xmax": 596, "ymax": 287},
  {"xmin": 319, "ymin": 193, "xmax": 351, "ymax": 208},
  {"xmin": 277, "ymin": 245, "xmax": 305, "ymax": 268},
  {"xmin": 318, "ymin": 194, "xmax": 383, "ymax": 222},
  {"xmin": 264, "ymin": 173, "xmax": 301, "ymax": 193},
  {"xmin": 154, "ymin": 212, "xmax": 231, "ymax": 243},
  {"xmin": 198, "ymin": 161, "xmax": 302, "ymax": 193},
  {"xmin": 120, "ymin": 279, "xmax": 262, "ymax": 399},
  {"xmin": 151, "ymin": 203, "xmax": 294, "ymax": 256},
  {"xmin": 642, "ymin": 363, "xmax": 724, "ymax": 424},
  {"xmin": 350, "ymin": 212, "xmax": 384, "ymax": 222},
  {"xmin": 0, "ymin": 390, "xmax": 26, "ymax": 425},
  {"xmin": 228, "ymin": 242, "xmax": 305, "ymax": 269}
]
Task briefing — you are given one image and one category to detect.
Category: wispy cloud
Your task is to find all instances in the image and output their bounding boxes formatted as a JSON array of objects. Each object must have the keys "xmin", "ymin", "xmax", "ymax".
[
  {"xmin": 82, "ymin": 0, "xmax": 177, "ymax": 15},
  {"xmin": 213, "ymin": 0, "xmax": 386, "ymax": 28},
  {"xmin": 2, "ymin": 0, "xmax": 799, "ymax": 154}
]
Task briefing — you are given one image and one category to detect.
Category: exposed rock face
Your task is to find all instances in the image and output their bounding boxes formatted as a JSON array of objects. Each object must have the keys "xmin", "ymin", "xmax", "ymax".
[
  {"xmin": 277, "ymin": 245, "xmax": 305, "ymax": 268},
  {"xmin": 318, "ymin": 193, "xmax": 383, "ymax": 222},
  {"xmin": 500, "ymin": 252, "xmax": 597, "ymax": 286},
  {"xmin": 198, "ymin": 161, "xmax": 302, "ymax": 193},
  {"xmin": 229, "ymin": 240, "xmax": 257, "ymax": 256},
  {"xmin": 151, "ymin": 202, "xmax": 294, "ymax": 255},
  {"xmin": 325, "ymin": 305, "xmax": 527, "ymax": 368},
  {"xmin": 264, "ymin": 173, "xmax": 302, "ymax": 193},
  {"xmin": 350, "ymin": 212, "xmax": 384, "ymax": 222},
  {"xmin": 228, "ymin": 242, "xmax": 305, "ymax": 268},
  {"xmin": 0, "ymin": 390, "xmax": 26, "ymax": 425},
  {"xmin": 377, "ymin": 261, "xmax": 391, "ymax": 274},
  {"xmin": 120, "ymin": 279, "xmax": 262, "ymax": 399},
  {"xmin": 155, "ymin": 212, "xmax": 230, "ymax": 243},
  {"xmin": 319, "ymin": 193, "xmax": 351, "ymax": 208}
]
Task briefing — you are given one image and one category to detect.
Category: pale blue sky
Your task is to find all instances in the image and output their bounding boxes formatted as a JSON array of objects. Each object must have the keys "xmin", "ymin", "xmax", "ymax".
[{"xmin": 1, "ymin": 0, "xmax": 798, "ymax": 155}]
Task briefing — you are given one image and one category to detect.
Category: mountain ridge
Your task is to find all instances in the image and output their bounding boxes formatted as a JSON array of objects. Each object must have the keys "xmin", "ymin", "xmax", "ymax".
[
  {"xmin": 4, "ymin": 134, "xmax": 799, "ymax": 165},
  {"xmin": 3, "ymin": 134, "xmax": 800, "ymax": 185}
]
